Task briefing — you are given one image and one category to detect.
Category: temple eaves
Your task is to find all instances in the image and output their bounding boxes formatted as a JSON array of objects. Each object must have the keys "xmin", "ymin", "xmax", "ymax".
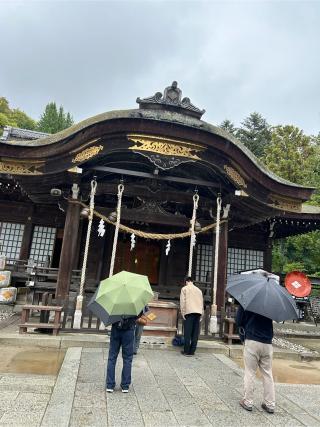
[
  {"xmin": 0, "ymin": 126, "xmax": 50, "ymax": 142},
  {"xmin": 137, "ymin": 81, "xmax": 205, "ymax": 119}
]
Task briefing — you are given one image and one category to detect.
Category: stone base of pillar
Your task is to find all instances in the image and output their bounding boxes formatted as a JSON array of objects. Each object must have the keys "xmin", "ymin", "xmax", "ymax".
[
  {"xmin": 99, "ymin": 322, "xmax": 105, "ymax": 331},
  {"xmin": 73, "ymin": 295, "xmax": 83, "ymax": 329},
  {"xmin": 209, "ymin": 304, "xmax": 219, "ymax": 334}
]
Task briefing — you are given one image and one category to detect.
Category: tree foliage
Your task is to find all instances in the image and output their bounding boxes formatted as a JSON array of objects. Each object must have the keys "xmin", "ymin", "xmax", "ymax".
[
  {"xmin": 0, "ymin": 97, "xmax": 36, "ymax": 133},
  {"xmin": 236, "ymin": 112, "xmax": 272, "ymax": 158},
  {"xmin": 263, "ymin": 125, "xmax": 315, "ymax": 185},
  {"xmin": 219, "ymin": 119, "xmax": 237, "ymax": 136},
  {"xmin": 264, "ymin": 126, "xmax": 320, "ymax": 276},
  {"xmin": 37, "ymin": 102, "xmax": 74, "ymax": 133},
  {"xmin": 273, "ymin": 231, "xmax": 320, "ymax": 276}
]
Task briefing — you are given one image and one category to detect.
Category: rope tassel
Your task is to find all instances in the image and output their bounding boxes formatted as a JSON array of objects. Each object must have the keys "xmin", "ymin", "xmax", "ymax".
[
  {"xmin": 165, "ymin": 239, "xmax": 171, "ymax": 256},
  {"xmin": 130, "ymin": 233, "xmax": 136, "ymax": 251},
  {"xmin": 98, "ymin": 219, "xmax": 106, "ymax": 237}
]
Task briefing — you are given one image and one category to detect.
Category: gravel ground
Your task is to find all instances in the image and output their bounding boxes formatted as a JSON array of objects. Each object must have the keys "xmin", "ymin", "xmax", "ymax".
[
  {"xmin": 0, "ymin": 309, "xmax": 14, "ymax": 323},
  {"xmin": 273, "ymin": 336, "xmax": 319, "ymax": 354}
]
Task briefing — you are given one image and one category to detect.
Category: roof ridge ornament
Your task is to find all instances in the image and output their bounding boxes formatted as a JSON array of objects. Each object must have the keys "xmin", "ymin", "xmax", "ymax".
[{"xmin": 136, "ymin": 81, "xmax": 205, "ymax": 119}]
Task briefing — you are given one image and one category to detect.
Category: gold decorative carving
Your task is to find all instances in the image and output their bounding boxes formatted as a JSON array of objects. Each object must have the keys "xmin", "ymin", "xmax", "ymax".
[
  {"xmin": 269, "ymin": 195, "xmax": 302, "ymax": 212},
  {"xmin": 224, "ymin": 165, "xmax": 247, "ymax": 188},
  {"xmin": 127, "ymin": 134, "xmax": 204, "ymax": 159},
  {"xmin": 0, "ymin": 161, "xmax": 43, "ymax": 175},
  {"xmin": 72, "ymin": 145, "xmax": 103, "ymax": 163}
]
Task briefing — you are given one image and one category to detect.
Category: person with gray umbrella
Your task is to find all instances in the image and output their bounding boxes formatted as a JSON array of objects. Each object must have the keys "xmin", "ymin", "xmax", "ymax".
[{"xmin": 227, "ymin": 269, "xmax": 299, "ymax": 414}]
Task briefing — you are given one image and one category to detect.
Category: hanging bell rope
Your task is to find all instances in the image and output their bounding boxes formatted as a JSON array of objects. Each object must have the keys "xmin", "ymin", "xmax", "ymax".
[
  {"xmin": 188, "ymin": 192, "xmax": 199, "ymax": 276},
  {"xmin": 109, "ymin": 182, "xmax": 124, "ymax": 277},
  {"xmin": 74, "ymin": 200, "xmax": 226, "ymax": 240},
  {"xmin": 74, "ymin": 178, "xmax": 97, "ymax": 329},
  {"xmin": 79, "ymin": 178, "xmax": 97, "ymax": 297},
  {"xmin": 212, "ymin": 194, "xmax": 222, "ymax": 311}
]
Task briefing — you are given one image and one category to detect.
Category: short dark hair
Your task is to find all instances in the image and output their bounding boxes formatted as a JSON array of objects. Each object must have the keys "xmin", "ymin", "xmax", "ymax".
[{"xmin": 185, "ymin": 276, "xmax": 193, "ymax": 283}]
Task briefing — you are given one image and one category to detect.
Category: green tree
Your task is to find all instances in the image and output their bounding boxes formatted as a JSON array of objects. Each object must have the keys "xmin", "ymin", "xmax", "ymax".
[
  {"xmin": 0, "ymin": 97, "xmax": 36, "ymax": 135},
  {"xmin": 37, "ymin": 102, "xmax": 74, "ymax": 133},
  {"xmin": 220, "ymin": 119, "xmax": 237, "ymax": 136},
  {"xmin": 0, "ymin": 97, "xmax": 11, "ymax": 115},
  {"xmin": 263, "ymin": 125, "xmax": 315, "ymax": 185},
  {"xmin": 236, "ymin": 112, "xmax": 271, "ymax": 158},
  {"xmin": 10, "ymin": 109, "xmax": 36, "ymax": 130}
]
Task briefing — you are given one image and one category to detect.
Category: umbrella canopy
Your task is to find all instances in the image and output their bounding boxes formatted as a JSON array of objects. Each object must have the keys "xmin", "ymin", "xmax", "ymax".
[
  {"xmin": 87, "ymin": 290, "xmax": 125, "ymax": 326},
  {"xmin": 226, "ymin": 271, "xmax": 299, "ymax": 322},
  {"xmin": 95, "ymin": 270, "xmax": 154, "ymax": 316}
]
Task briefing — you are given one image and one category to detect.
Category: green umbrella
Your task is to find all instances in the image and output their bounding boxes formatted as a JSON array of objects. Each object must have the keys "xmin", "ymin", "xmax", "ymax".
[{"xmin": 96, "ymin": 270, "xmax": 154, "ymax": 316}]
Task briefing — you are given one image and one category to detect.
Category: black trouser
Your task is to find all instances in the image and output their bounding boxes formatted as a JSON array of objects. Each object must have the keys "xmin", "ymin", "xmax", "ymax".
[{"xmin": 183, "ymin": 313, "xmax": 201, "ymax": 355}]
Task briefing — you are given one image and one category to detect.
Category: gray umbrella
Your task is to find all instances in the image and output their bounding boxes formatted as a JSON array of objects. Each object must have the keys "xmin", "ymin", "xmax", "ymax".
[
  {"xmin": 226, "ymin": 272, "xmax": 299, "ymax": 322},
  {"xmin": 87, "ymin": 290, "xmax": 125, "ymax": 326}
]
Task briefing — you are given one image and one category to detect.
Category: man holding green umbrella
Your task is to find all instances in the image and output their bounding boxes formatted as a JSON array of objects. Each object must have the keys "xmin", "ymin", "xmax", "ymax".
[{"xmin": 91, "ymin": 271, "xmax": 154, "ymax": 393}]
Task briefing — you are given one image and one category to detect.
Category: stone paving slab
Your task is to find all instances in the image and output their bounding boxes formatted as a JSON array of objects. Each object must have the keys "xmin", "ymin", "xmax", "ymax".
[
  {"xmin": 41, "ymin": 347, "xmax": 82, "ymax": 427},
  {"xmin": 1, "ymin": 346, "xmax": 320, "ymax": 426},
  {"xmin": 0, "ymin": 376, "xmax": 51, "ymax": 427}
]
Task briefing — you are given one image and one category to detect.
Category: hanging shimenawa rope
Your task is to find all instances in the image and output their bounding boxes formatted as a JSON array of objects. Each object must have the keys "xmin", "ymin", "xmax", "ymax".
[
  {"xmin": 109, "ymin": 183, "xmax": 124, "ymax": 277},
  {"xmin": 188, "ymin": 193, "xmax": 199, "ymax": 276},
  {"xmin": 212, "ymin": 194, "xmax": 222, "ymax": 310},
  {"xmin": 75, "ymin": 200, "xmax": 226, "ymax": 240},
  {"xmin": 79, "ymin": 179, "xmax": 97, "ymax": 297}
]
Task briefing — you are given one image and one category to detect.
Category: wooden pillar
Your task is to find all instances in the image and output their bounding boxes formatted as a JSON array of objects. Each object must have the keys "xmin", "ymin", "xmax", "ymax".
[
  {"xmin": 211, "ymin": 221, "xmax": 229, "ymax": 309},
  {"xmin": 216, "ymin": 220, "xmax": 228, "ymax": 311},
  {"xmin": 56, "ymin": 200, "xmax": 81, "ymax": 301},
  {"xmin": 264, "ymin": 237, "xmax": 273, "ymax": 272},
  {"xmin": 19, "ymin": 210, "xmax": 34, "ymax": 260}
]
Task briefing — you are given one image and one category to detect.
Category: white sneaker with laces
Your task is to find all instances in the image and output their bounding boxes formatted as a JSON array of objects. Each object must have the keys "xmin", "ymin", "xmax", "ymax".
[
  {"xmin": 106, "ymin": 388, "xmax": 114, "ymax": 393},
  {"xmin": 121, "ymin": 389, "xmax": 129, "ymax": 393}
]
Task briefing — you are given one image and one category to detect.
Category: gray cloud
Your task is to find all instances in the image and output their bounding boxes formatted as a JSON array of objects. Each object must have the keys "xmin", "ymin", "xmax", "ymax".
[{"xmin": 1, "ymin": 0, "xmax": 319, "ymax": 134}]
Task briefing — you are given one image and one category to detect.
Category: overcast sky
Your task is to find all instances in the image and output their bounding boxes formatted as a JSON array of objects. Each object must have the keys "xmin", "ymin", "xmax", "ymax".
[{"xmin": 1, "ymin": 0, "xmax": 319, "ymax": 134}]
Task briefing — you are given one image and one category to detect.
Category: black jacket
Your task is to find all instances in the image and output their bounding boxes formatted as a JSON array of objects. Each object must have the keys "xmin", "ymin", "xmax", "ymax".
[{"xmin": 236, "ymin": 305, "xmax": 273, "ymax": 344}]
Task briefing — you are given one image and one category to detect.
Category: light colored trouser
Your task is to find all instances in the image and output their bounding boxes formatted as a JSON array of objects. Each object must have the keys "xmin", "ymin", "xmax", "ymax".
[{"xmin": 243, "ymin": 339, "xmax": 275, "ymax": 408}]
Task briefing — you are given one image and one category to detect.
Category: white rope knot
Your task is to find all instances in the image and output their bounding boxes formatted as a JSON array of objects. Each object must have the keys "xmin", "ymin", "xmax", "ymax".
[{"xmin": 91, "ymin": 179, "xmax": 98, "ymax": 193}]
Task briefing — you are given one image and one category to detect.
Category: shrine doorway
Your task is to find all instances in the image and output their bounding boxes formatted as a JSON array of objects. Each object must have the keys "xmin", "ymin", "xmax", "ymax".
[{"xmin": 114, "ymin": 236, "xmax": 160, "ymax": 285}]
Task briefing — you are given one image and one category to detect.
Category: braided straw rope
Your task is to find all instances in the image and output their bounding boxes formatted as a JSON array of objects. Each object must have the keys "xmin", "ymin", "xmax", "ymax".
[
  {"xmin": 109, "ymin": 183, "xmax": 124, "ymax": 277},
  {"xmin": 75, "ymin": 200, "xmax": 225, "ymax": 239},
  {"xmin": 188, "ymin": 193, "xmax": 199, "ymax": 276},
  {"xmin": 212, "ymin": 195, "xmax": 222, "ymax": 309},
  {"xmin": 79, "ymin": 179, "xmax": 97, "ymax": 296}
]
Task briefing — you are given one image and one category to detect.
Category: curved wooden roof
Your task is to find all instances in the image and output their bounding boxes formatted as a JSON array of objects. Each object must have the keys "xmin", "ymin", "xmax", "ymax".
[{"xmin": 1, "ymin": 79, "xmax": 319, "ymax": 233}]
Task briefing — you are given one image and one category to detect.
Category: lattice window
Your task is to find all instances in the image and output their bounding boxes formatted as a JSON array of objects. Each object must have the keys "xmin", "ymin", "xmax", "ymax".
[
  {"xmin": 29, "ymin": 226, "xmax": 56, "ymax": 265},
  {"xmin": 0, "ymin": 222, "xmax": 25, "ymax": 262},
  {"xmin": 227, "ymin": 247, "xmax": 264, "ymax": 276},
  {"xmin": 196, "ymin": 244, "xmax": 265, "ymax": 280},
  {"xmin": 195, "ymin": 244, "xmax": 212, "ymax": 282}
]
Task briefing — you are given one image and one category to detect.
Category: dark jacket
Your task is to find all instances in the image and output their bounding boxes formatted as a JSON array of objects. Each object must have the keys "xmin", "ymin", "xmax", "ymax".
[
  {"xmin": 236, "ymin": 305, "xmax": 273, "ymax": 344},
  {"xmin": 113, "ymin": 316, "xmax": 137, "ymax": 331}
]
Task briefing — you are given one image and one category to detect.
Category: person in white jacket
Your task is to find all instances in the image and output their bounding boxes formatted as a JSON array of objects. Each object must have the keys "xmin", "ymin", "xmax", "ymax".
[{"xmin": 179, "ymin": 276, "xmax": 204, "ymax": 356}]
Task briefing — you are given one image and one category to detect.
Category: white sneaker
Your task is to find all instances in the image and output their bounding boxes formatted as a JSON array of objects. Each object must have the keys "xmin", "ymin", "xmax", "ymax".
[
  {"xmin": 106, "ymin": 388, "xmax": 114, "ymax": 393},
  {"xmin": 121, "ymin": 388, "xmax": 129, "ymax": 393}
]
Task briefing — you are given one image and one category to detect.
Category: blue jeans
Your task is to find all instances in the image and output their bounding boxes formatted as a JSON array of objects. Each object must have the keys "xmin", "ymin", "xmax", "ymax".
[{"xmin": 106, "ymin": 325, "xmax": 134, "ymax": 390}]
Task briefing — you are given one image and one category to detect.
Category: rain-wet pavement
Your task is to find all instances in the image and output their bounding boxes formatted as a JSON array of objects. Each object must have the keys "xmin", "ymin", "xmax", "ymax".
[
  {"xmin": 232, "ymin": 356, "xmax": 320, "ymax": 385},
  {"xmin": 0, "ymin": 346, "xmax": 65, "ymax": 376},
  {"xmin": 1, "ymin": 347, "xmax": 320, "ymax": 426}
]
